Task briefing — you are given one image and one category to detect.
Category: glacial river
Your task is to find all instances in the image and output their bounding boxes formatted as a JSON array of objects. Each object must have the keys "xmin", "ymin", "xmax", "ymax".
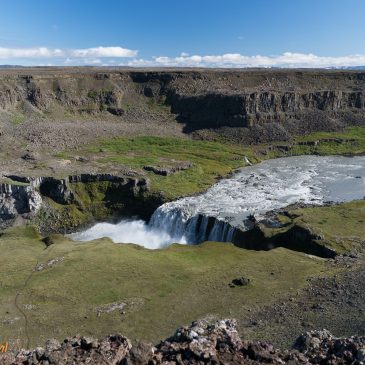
[{"xmin": 70, "ymin": 155, "xmax": 365, "ymax": 249}]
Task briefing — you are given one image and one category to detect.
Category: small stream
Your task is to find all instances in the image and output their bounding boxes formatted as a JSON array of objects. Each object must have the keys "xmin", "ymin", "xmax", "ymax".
[{"xmin": 69, "ymin": 155, "xmax": 365, "ymax": 249}]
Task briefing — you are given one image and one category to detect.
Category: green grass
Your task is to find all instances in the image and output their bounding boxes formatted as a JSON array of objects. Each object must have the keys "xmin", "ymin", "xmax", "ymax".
[
  {"xmin": 288, "ymin": 200, "xmax": 365, "ymax": 253},
  {"xmin": 2, "ymin": 128, "xmax": 365, "ymax": 348},
  {"xmin": 0, "ymin": 226, "xmax": 327, "ymax": 347},
  {"xmin": 291, "ymin": 126, "xmax": 365, "ymax": 156},
  {"xmin": 10, "ymin": 112, "xmax": 26, "ymax": 125},
  {"xmin": 58, "ymin": 136, "xmax": 255, "ymax": 199},
  {"xmin": 259, "ymin": 200, "xmax": 365, "ymax": 254}
]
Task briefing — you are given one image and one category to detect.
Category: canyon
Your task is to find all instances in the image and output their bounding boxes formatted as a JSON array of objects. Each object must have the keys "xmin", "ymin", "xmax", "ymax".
[
  {"xmin": 0, "ymin": 68, "xmax": 364, "ymax": 359},
  {"xmin": 0, "ymin": 68, "xmax": 365, "ymax": 234},
  {"xmin": 1, "ymin": 68, "xmax": 365, "ymax": 144}
]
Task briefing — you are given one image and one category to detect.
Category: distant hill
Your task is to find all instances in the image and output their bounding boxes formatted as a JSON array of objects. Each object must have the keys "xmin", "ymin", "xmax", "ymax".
[
  {"xmin": 0, "ymin": 65, "xmax": 365, "ymax": 71},
  {"xmin": 325, "ymin": 66, "xmax": 365, "ymax": 70},
  {"xmin": 0, "ymin": 65, "xmax": 23, "ymax": 69},
  {"xmin": 345, "ymin": 66, "xmax": 365, "ymax": 70}
]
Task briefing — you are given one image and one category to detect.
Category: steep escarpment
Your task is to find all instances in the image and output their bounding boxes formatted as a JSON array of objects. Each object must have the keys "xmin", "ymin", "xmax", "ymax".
[
  {"xmin": 132, "ymin": 70, "xmax": 365, "ymax": 140},
  {"xmin": 0, "ymin": 181, "xmax": 42, "ymax": 222},
  {"xmin": 0, "ymin": 68, "xmax": 365, "ymax": 143},
  {"xmin": 167, "ymin": 90, "xmax": 365, "ymax": 132},
  {"xmin": 0, "ymin": 174, "xmax": 158, "ymax": 233},
  {"xmin": 0, "ymin": 72, "xmax": 127, "ymax": 113}
]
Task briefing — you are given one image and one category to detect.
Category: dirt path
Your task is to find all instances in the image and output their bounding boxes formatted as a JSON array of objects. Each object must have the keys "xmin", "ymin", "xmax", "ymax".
[{"xmin": 13, "ymin": 245, "xmax": 55, "ymax": 348}]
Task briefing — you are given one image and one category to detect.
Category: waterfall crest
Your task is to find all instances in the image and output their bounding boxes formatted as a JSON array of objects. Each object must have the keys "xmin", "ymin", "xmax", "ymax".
[{"xmin": 148, "ymin": 203, "xmax": 237, "ymax": 244}]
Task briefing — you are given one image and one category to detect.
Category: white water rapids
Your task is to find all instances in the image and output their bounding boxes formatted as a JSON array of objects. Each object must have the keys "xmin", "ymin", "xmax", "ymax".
[{"xmin": 69, "ymin": 155, "xmax": 365, "ymax": 249}]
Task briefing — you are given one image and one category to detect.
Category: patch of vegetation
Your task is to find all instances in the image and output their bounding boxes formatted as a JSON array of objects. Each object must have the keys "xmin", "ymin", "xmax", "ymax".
[
  {"xmin": 33, "ymin": 199, "xmax": 92, "ymax": 233},
  {"xmin": 87, "ymin": 90, "xmax": 99, "ymax": 100},
  {"xmin": 291, "ymin": 126, "xmax": 365, "ymax": 156},
  {"xmin": 0, "ymin": 177, "xmax": 29, "ymax": 186},
  {"xmin": 0, "ymin": 226, "xmax": 327, "ymax": 347},
  {"xmin": 10, "ymin": 112, "xmax": 26, "ymax": 125},
  {"xmin": 146, "ymin": 96, "xmax": 171, "ymax": 114},
  {"xmin": 33, "ymin": 180, "xmax": 157, "ymax": 233}
]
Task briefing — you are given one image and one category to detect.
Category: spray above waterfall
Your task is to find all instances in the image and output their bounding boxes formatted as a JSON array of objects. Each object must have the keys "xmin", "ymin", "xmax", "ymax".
[{"xmin": 70, "ymin": 155, "xmax": 365, "ymax": 249}]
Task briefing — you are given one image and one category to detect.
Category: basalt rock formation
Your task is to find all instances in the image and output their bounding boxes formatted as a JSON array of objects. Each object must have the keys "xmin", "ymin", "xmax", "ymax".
[
  {"xmin": 1, "ymin": 68, "xmax": 365, "ymax": 142},
  {"xmin": 0, "ymin": 174, "xmax": 154, "ymax": 232},
  {"xmin": 2, "ymin": 319, "xmax": 365, "ymax": 364},
  {"xmin": 0, "ymin": 181, "xmax": 42, "ymax": 222}
]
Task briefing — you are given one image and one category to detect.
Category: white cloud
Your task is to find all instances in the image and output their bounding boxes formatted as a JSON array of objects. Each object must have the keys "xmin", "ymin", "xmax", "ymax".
[
  {"xmin": 0, "ymin": 46, "xmax": 137, "ymax": 59},
  {"xmin": 126, "ymin": 52, "xmax": 365, "ymax": 68},
  {"xmin": 63, "ymin": 57, "xmax": 111, "ymax": 66},
  {"xmin": 70, "ymin": 46, "xmax": 137, "ymax": 58},
  {"xmin": 0, "ymin": 47, "xmax": 64, "ymax": 58},
  {"xmin": 1, "ymin": 47, "xmax": 365, "ymax": 68}
]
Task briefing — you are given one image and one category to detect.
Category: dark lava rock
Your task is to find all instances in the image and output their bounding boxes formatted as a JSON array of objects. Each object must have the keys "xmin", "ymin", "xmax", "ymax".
[
  {"xmin": 3, "ymin": 320, "xmax": 365, "ymax": 364},
  {"xmin": 231, "ymin": 277, "xmax": 251, "ymax": 287},
  {"xmin": 21, "ymin": 152, "xmax": 38, "ymax": 161},
  {"xmin": 107, "ymin": 107, "xmax": 125, "ymax": 116},
  {"xmin": 1, "ymin": 334, "xmax": 131, "ymax": 364},
  {"xmin": 143, "ymin": 162, "xmax": 193, "ymax": 176}
]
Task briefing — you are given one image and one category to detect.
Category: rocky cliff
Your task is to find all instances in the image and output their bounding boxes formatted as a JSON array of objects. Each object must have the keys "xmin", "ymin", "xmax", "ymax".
[
  {"xmin": 0, "ymin": 174, "xmax": 153, "ymax": 232},
  {"xmin": 1, "ymin": 68, "xmax": 365, "ymax": 142},
  {"xmin": 0, "ymin": 181, "xmax": 42, "ymax": 222}
]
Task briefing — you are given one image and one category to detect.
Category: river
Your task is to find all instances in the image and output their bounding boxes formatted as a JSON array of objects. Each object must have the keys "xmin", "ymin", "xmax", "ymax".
[{"xmin": 69, "ymin": 155, "xmax": 365, "ymax": 249}]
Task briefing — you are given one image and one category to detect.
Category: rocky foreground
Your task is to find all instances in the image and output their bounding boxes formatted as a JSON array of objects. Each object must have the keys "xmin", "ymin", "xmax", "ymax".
[{"xmin": 1, "ymin": 319, "xmax": 365, "ymax": 364}]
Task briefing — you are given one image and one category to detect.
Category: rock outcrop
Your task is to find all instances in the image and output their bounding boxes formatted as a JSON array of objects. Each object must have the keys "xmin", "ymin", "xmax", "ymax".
[
  {"xmin": 0, "ymin": 174, "xmax": 151, "ymax": 230},
  {"xmin": 2, "ymin": 319, "xmax": 365, "ymax": 364},
  {"xmin": 0, "ymin": 182, "xmax": 42, "ymax": 223},
  {"xmin": 0, "ymin": 335, "xmax": 132, "ymax": 365}
]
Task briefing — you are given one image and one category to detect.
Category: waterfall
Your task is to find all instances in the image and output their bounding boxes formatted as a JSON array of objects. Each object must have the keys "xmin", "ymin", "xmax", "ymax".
[
  {"xmin": 70, "ymin": 155, "xmax": 365, "ymax": 249},
  {"xmin": 148, "ymin": 203, "xmax": 237, "ymax": 245}
]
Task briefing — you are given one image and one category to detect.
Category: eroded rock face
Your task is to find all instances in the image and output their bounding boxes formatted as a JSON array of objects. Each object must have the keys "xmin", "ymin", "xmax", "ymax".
[
  {"xmin": 130, "ymin": 69, "xmax": 365, "ymax": 137},
  {"xmin": 0, "ymin": 174, "xmax": 150, "ymax": 229},
  {"xmin": 0, "ymin": 182, "xmax": 42, "ymax": 223},
  {"xmin": 2, "ymin": 319, "xmax": 365, "ymax": 364},
  {"xmin": 167, "ymin": 90, "xmax": 365, "ymax": 131}
]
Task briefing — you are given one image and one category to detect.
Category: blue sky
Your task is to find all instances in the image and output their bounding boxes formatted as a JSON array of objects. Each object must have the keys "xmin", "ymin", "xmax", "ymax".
[{"xmin": 1, "ymin": 0, "xmax": 365, "ymax": 67}]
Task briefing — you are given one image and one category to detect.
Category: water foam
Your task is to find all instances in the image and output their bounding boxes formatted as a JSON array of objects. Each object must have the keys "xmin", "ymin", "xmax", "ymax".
[{"xmin": 68, "ymin": 219, "xmax": 187, "ymax": 249}]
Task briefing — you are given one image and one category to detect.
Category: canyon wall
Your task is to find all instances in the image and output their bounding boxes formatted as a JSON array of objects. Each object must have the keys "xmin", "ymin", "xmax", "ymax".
[{"xmin": 0, "ymin": 68, "xmax": 365, "ymax": 141}]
